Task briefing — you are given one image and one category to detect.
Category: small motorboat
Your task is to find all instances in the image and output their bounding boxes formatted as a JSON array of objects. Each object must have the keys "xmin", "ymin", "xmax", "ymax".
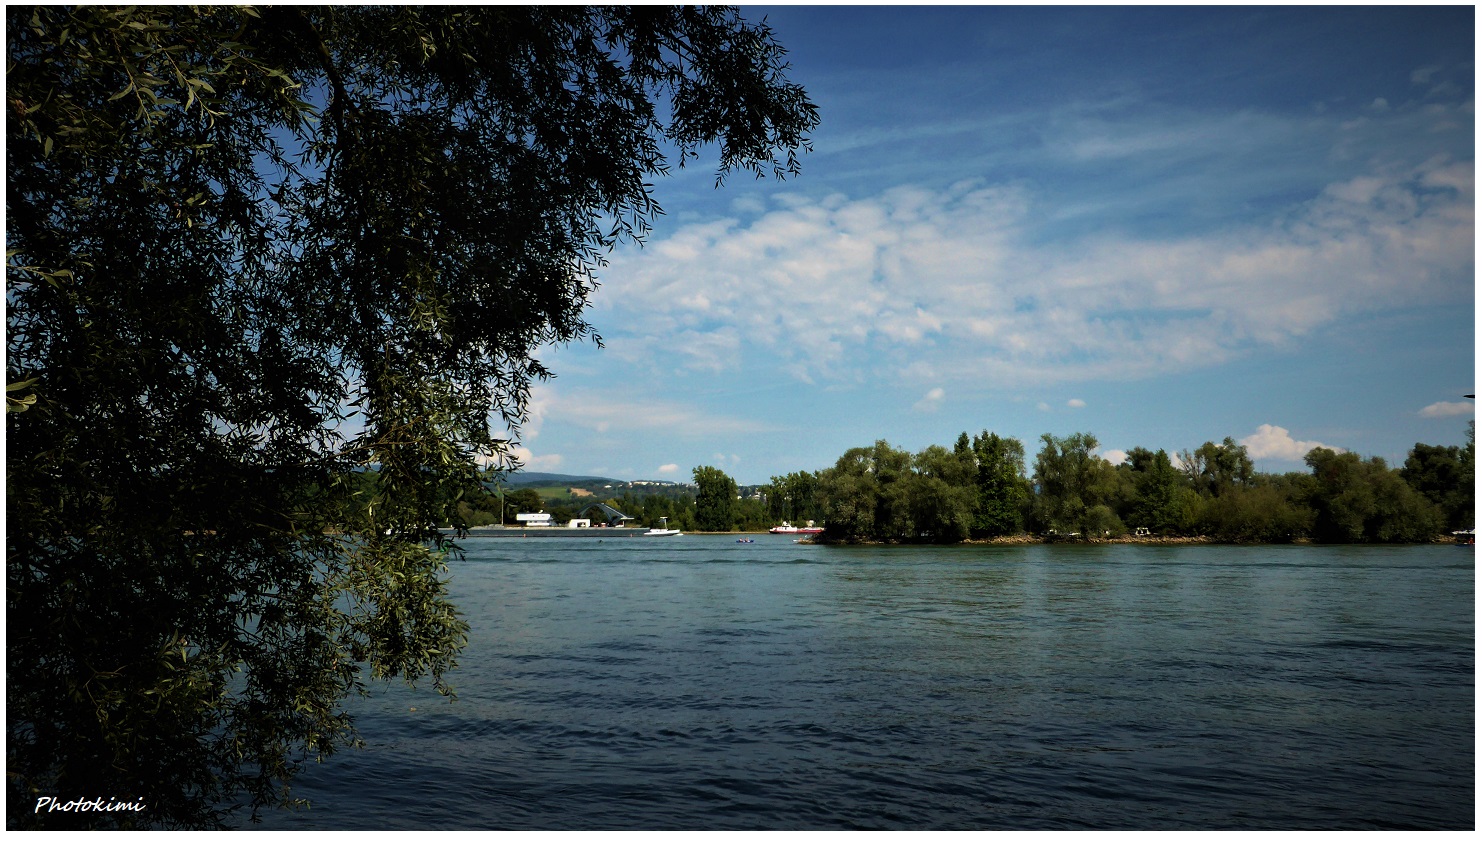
[{"xmin": 643, "ymin": 516, "xmax": 682, "ymax": 537}]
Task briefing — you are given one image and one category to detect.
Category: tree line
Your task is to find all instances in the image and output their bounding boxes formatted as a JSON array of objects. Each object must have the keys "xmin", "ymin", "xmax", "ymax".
[
  {"xmin": 457, "ymin": 425, "xmax": 1473, "ymax": 543},
  {"xmin": 597, "ymin": 427, "xmax": 1466, "ymax": 543},
  {"xmin": 461, "ymin": 471, "xmax": 778, "ymax": 533},
  {"xmin": 798, "ymin": 427, "xmax": 1474, "ymax": 544}
]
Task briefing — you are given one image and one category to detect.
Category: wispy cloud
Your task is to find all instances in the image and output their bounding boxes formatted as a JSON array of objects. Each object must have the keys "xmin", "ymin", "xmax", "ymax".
[
  {"xmin": 913, "ymin": 387, "xmax": 946, "ymax": 413},
  {"xmin": 596, "ymin": 157, "xmax": 1471, "ymax": 390},
  {"xmin": 523, "ymin": 386, "xmax": 778, "ymax": 438}
]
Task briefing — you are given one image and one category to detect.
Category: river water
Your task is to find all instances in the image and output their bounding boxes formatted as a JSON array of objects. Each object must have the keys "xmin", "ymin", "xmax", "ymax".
[{"xmin": 246, "ymin": 537, "xmax": 1473, "ymax": 830}]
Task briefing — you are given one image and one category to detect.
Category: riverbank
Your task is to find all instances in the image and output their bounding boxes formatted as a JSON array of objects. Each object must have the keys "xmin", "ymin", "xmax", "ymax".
[
  {"xmin": 803, "ymin": 533, "xmax": 1467, "ymax": 546},
  {"xmin": 967, "ymin": 534, "xmax": 1214, "ymax": 546},
  {"xmin": 804, "ymin": 534, "xmax": 1219, "ymax": 546}
]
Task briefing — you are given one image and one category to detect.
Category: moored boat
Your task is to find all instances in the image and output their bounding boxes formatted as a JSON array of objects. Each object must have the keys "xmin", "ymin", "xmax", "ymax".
[
  {"xmin": 769, "ymin": 521, "xmax": 823, "ymax": 535},
  {"xmin": 644, "ymin": 517, "xmax": 683, "ymax": 537}
]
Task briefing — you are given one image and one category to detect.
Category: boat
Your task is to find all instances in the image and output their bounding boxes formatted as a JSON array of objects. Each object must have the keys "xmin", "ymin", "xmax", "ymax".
[
  {"xmin": 466, "ymin": 504, "xmax": 680, "ymax": 538},
  {"xmin": 643, "ymin": 517, "xmax": 683, "ymax": 537},
  {"xmin": 769, "ymin": 521, "xmax": 823, "ymax": 535},
  {"xmin": 467, "ymin": 525, "xmax": 652, "ymax": 538},
  {"xmin": 736, "ymin": 538, "xmax": 755, "ymax": 544}
]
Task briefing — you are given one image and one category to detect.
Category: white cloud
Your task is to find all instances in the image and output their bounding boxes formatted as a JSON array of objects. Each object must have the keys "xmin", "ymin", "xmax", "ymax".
[
  {"xmin": 1036, "ymin": 402, "xmax": 1051, "ymax": 412},
  {"xmin": 1419, "ymin": 400, "xmax": 1474, "ymax": 418},
  {"xmin": 1102, "ymin": 449, "xmax": 1128, "ymax": 466},
  {"xmin": 527, "ymin": 386, "xmax": 776, "ymax": 437},
  {"xmin": 1067, "ymin": 398, "xmax": 1086, "ymax": 409},
  {"xmin": 478, "ymin": 445, "xmax": 563, "ymax": 472},
  {"xmin": 594, "ymin": 157, "xmax": 1471, "ymax": 389},
  {"xmin": 1239, "ymin": 424, "xmax": 1341, "ymax": 462},
  {"xmin": 656, "ymin": 463, "xmax": 680, "ymax": 475},
  {"xmin": 913, "ymin": 387, "xmax": 946, "ymax": 413}
]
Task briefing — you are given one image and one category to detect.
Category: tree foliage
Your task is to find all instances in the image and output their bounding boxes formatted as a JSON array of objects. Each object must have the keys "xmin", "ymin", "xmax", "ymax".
[
  {"xmin": 1400, "ymin": 426, "xmax": 1475, "ymax": 530},
  {"xmin": 818, "ymin": 436, "xmax": 1020, "ymax": 544},
  {"xmin": 1122, "ymin": 448, "xmax": 1195, "ymax": 534},
  {"xmin": 7, "ymin": 5, "xmax": 816, "ymax": 828},
  {"xmin": 1031, "ymin": 432, "xmax": 1120, "ymax": 535},
  {"xmin": 1180, "ymin": 437, "xmax": 1255, "ymax": 497},
  {"xmin": 1305, "ymin": 448, "xmax": 1442, "ymax": 543},
  {"xmin": 808, "ymin": 426, "xmax": 1468, "ymax": 546},
  {"xmin": 692, "ymin": 465, "xmax": 740, "ymax": 532},
  {"xmin": 766, "ymin": 470, "xmax": 824, "ymax": 525},
  {"xmin": 911, "ymin": 444, "xmax": 977, "ymax": 542},
  {"xmin": 966, "ymin": 431, "xmax": 1029, "ymax": 537}
]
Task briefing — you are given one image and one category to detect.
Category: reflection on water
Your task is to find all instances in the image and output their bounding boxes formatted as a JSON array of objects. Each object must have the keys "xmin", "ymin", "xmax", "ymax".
[{"xmin": 247, "ymin": 539, "xmax": 1473, "ymax": 830}]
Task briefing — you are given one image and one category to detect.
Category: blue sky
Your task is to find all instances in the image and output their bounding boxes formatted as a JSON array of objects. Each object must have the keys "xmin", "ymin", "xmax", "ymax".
[{"xmin": 509, "ymin": 5, "xmax": 1474, "ymax": 486}]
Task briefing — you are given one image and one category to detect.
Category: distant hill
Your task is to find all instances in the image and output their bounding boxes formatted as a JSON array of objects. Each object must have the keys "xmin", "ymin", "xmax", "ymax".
[
  {"xmin": 503, "ymin": 471, "xmax": 621, "ymax": 487},
  {"xmin": 490, "ymin": 472, "xmax": 694, "ymax": 498}
]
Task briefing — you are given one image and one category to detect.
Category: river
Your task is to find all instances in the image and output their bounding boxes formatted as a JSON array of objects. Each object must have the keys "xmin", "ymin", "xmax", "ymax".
[{"xmin": 245, "ymin": 537, "xmax": 1473, "ymax": 830}]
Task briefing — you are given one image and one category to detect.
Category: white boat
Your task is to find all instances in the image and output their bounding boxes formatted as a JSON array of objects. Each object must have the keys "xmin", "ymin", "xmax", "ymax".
[
  {"xmin": 644, "ymin": 517, "xmax": 683, "ymax": 537},
  {"xmin": 769, "ymin": 521, "xmax": 823, "ymax": 535}
]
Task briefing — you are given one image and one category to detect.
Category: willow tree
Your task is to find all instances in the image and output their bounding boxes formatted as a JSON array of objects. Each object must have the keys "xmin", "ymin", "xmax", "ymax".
[{"xmin": 6, "ymin": 6, "xmax": 816, "ymax": 828}]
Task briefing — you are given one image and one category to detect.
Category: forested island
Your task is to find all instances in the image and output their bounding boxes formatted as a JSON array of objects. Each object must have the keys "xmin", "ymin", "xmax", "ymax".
[{"xmin": 468, "ymin": 425, "xmax": 1474, "ymax": 545}]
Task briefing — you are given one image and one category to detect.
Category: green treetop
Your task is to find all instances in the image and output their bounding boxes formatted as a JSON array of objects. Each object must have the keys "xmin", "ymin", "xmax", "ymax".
[{"xmin": 692, "ymin": 465, "xmax": 740, "ymax": 531}]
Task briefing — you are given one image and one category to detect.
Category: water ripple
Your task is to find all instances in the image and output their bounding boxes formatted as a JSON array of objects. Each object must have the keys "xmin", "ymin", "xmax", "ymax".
[{"xmin": 250, "ymin": 541, "xmax": 1473, "ymax": 830}]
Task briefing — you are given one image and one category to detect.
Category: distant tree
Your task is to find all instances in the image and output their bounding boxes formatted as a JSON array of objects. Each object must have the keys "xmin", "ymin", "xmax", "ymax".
[
  {"xmin": 1124, "ymin": 448, "xmax": 1193, "ymax": 534},
  {"xmin": 817, "ymin": 440, "xmax": 917, "ymax": 541},
  {"xmin": 1305, "ymin": 448, "xmax": 1442, "ymax": 542},
  {"xmin": 818, "ymin": 448, "xmax": 880, "ymax": 541},
  {"xmin": 1401, "ymin": 428, "xmax": 1475, "ymax": 530},
  {"xmin": 1031, "ymin": 432, "xmax": 1109, "ymax": 534},
  {"xmin": 1181, "ymin": 438, "xmax": 1255, "ymax": 497},
  {"xmin": 767, "ymin": 470, "xmax": 823, "ymax": 525},
  {"xmin": 1198, "ymin": 480, "xmax": 1314, "ymax": 543},
  {"xmin": 1082, "ymin": 505, "xmax": 1126, "ymax": 539},
  {"xmin": 968, "ymin": 431, "xmax": 1030, "ymax": 537},
  {"xmin": 811, "ymin": 428, "xmax": 1451, "ymax": 546},
  {"xmin": 502, "ymin": 488, "xmax": 546, "ymax": 522},
  {"xmin": 735, "ymin": 496, "xmax": 772, "ymax": 531},
  {"xmin": 910, "ymin": 444, "xmax": 976, "ymax": 542},
  {"xmin": 692, "ymin": 466, "xmax": 739, "ymax": 531},
  {"xmin": 870, "ymin": 441, "xmax": 917, "ymax": 540},
  {"xmin": 7, "ymin": 5, "xmax": 816, "ymax": 828},
  {"xmin": 818, "ymin": 440, "xmax": 974, "ymax": 543}
]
